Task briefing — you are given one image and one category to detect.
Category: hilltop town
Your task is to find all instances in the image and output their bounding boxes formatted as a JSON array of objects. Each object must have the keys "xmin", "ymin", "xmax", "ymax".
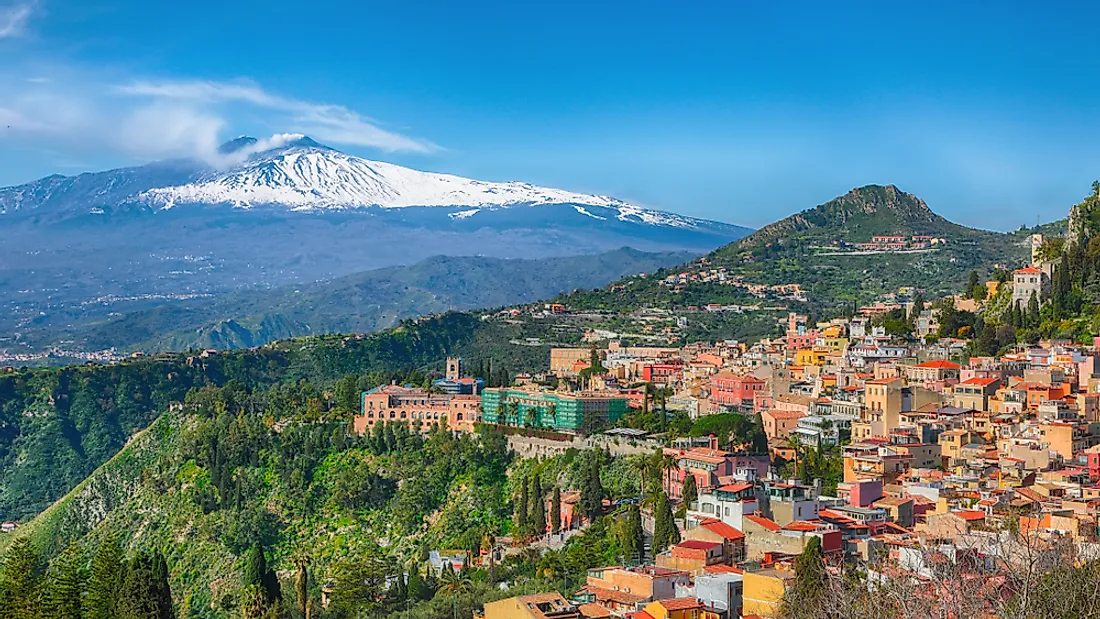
[{"xmin": 324, "ymin": 225, "xmax": 1100, "ymax": 618}]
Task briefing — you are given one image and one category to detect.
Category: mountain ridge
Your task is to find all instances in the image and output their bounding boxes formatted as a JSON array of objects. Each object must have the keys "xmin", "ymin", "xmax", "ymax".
[{"xmin": 739, "ymin": 184, "xmax": 976, "ymax": 248}]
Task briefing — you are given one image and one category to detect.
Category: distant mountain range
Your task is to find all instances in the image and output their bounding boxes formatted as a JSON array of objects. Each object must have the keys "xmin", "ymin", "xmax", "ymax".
[
  {"xmin": 0, "ymin": 134, "xmax": 746, "ymax": 234},
  {"xmin": 0, "ymin": 136, "xmax": 750, "ymax": 354},
  {"xmin": 17, "ymin": 247, "xmax": 694, "ymax": 353}
]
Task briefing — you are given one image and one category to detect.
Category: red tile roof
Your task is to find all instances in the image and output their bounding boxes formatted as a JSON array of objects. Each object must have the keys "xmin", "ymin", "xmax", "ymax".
[
  {"xmin": 744, "ymin": 515, "xmax": 781, "ymax": 532},
  {"xmin": 716, "ymin": 482, "xmax": 754, "ymax": 493},
  {"xmin": 915, "ymin": 360, "xmax": 960, "ymax": 369},
  {"xmin": 1015, "ymin": 267, "xmax": 1042, "ymax": 274},
  {"xmin": 960, "ymin": 376, "xmax": 999, "ymax": 386},
  {"xmin": 954, "ymin": 510, "xmax": 986, "ymax": 522},
  {"xmin": 783, "ymin": 520, "xmax": 823, "ymax": 532},
  {"xmin": 697, "ymin": 518, "xmax": 747, "ymax": 540},
  {"xmin": 675, "ymin": 540, "xmax": 722, "ymax": 551},
  {"xmin": 654, "ymin": 597, "xmax": 704, "ymax": 611}
]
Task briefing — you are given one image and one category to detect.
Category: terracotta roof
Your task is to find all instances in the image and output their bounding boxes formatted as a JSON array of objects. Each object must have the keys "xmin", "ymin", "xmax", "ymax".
[
  {"xmin": 631, "ymin": 613, "xmax": 656, "ymax": 619},
  {"xmin": 716, "ymin": 482, "xmax": 754, "ymax": 493},
  {"xmin": 698, "ymin": 518, "xmax": 747, "ymax": 540},
  {"xmin": 654, "ymin": 597, "xmax": 704, "ymax": 611},
  {"xmin": 954, "ymin": 510, "xmax": 986, "ymax": 521},
  {"xmin": 578, "ymin": 603, "xmax": 611, "ymax": 618},
  {"xmin": 1014, "ymin": 267, "xmax": 1042, "ymax": 274},
  {"xmin": 744, "ymin": 515, "xmax": 781, "ymax": 532},
  {"xmin": 783, "ymin": 520, "xmax": 822, "ymax": 532},
  {"xmin": 960, "ymin": 377, "xmax": 999, "ymax": 386},
  {"xmin": 583, "ymin": 585, "xmax": 645, "ymax": 605},
  {"xmin": 915, "ymin": 360, "xmax": 960, "ymax": 369},
  {"xmin": 675, "ymin": 540, "xmax": 722, "ymax": 551},
  {"xmin": 763, "ymin": 409, "xmax": 806, "ymax": 419}
]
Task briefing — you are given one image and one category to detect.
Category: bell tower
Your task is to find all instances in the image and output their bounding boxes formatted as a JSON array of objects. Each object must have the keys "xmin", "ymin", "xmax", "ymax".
[{"xmin": 446, "ymin": 357, "xmax": 461, "ymax": 381}]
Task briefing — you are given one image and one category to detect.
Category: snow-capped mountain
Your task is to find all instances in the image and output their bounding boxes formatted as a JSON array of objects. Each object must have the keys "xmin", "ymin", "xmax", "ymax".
[
  {"xmin": 125, "ymin": 134, "xmax": 712, "ymax": 230},
  {"xmin": 0, "ymin": 135, "xmax": 751, "ymax": 335}
]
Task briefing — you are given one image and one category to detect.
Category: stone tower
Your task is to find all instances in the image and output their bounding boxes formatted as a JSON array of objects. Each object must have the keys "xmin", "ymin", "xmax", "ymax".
[{"xmin": 446, "ymin": 357, "xmax": 462, "ymax": 381}]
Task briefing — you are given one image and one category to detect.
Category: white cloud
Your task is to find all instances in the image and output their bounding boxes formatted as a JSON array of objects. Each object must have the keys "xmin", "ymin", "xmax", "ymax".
[
  {"xmin": 117, "ymin": 79, "xmax": 438, "ymax": 154},
  {"xmin": 0, "ymin": 68, "xmax": 438, "ymax": 168},
  {"xmin": 0, "ymin": 1, "xmax": 35, "ymax": 39}
]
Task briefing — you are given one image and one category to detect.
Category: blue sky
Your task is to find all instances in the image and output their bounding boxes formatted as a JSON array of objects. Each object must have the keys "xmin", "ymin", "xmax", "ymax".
[{"xmin": 1, "ymin": 1, "xmax": 1099, "ymax": 229}]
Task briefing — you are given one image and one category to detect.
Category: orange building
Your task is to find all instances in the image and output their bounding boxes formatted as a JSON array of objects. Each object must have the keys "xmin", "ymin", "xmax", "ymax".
[{"xmin": 354, "ymin": 385, "xmax": 480, "ymax": 434}]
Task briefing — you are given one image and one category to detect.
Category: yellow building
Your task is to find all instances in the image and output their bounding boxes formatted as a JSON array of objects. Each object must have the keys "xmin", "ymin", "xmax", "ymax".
[
  {"xmin": 794, "ymin": 347, "xmax": 829, "ymax": 366},
  {"xmin": 742, "ymin": 568, "xmax": 793, "ymax": 618},
  {"xmin": 482, "ymin": 593, "xmax": 581, "ymax": 619},
  {"xmin": 643, "ymin": 597, "xmax": 711, "ymax": 619}
]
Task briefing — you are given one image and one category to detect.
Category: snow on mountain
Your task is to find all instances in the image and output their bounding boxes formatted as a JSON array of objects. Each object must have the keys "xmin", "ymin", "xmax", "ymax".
[{"xmin": 133, "ymin": 135, "xmax": 708, "ymax": 229}]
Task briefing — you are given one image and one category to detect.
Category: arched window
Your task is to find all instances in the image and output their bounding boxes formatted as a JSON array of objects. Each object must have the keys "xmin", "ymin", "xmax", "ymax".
[{"xmin": 401, "ymin": 411, "xmax": 407, "ymax": 419}]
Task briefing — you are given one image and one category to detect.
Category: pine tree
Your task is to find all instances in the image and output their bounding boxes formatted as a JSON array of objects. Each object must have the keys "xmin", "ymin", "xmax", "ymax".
[
  {"xmin": 682, "ymin": 474, "xmax": 698, "ymax": 508},
  {"xmin": 1028, "ymin": 291, "xmax": 1040, "ymax": 327},
  {"xmin": 86, "ymin": 537, "xmax": 125, "ymax": 619},
  {"xmin": 46, "ymin": 545, "xmax": 86, "ymax": 619},
  {"xmin": 651, "ymin": 490, "xmax": 680, "ymax": 554},
  {"xmin": 550, "ymin": 486, "xmax": 562, "ymax": 534},
  {"xmin": 530, "ymin": 475, "xmax": 546, "ymax": 536},
  {"xmin": 967, "ymin": 271, "xmax": 979, "ymax": 298},
  {"xmin": 0, "ymin": 537, "xmax": 44, "ymax": 618}
]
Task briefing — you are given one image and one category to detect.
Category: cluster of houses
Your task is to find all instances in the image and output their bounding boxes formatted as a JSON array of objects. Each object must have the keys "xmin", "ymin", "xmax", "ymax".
[
  {"xmin": 657, "ymin": 262, "xmax": 807, "ymax": 302},
  {"xmin": 352, "ymin": 260, "xmax": 1100, "ymax": 617},
  {"xmin": 849, "ymin": 234, "xmax": 945, "ymax": 252}
]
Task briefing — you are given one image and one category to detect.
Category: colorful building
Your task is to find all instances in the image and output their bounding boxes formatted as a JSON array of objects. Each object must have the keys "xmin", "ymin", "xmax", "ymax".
[
  {"xmin": 355, "ymin": 385, "xmax": 480, "ymax": 434},
  {"xmin": 480, "ymin": 388, "xmax": 628, "ymax": 432}
]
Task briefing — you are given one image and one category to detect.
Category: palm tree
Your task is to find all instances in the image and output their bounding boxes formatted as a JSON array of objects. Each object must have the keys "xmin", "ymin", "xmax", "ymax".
[
  {"xmin": 784, "ymin": 434, "xmax": 806, "ymax": 480},
  {"xmin": 438, "ymin": 564, "xmax": 472, "ymax": 595}
]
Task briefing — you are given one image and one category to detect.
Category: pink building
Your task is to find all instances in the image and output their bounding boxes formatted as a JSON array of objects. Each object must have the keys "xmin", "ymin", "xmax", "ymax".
[
  {"xmin": 710, "ymin": 373, "xmax": 766, "ymax": 410},
  {"xmin": 662, "ymin": 445, "xmax": 769, "ymax": 499}
]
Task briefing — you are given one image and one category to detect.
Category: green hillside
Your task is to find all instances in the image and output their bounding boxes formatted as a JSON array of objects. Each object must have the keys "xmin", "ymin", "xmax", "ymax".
[
  {"xmin": 18, "ymin": 248, "xmax": 695, "ymax": 355},
  {"xmin": 558, "ymin": 185, "xmax": 1037, "ymax": 315}
]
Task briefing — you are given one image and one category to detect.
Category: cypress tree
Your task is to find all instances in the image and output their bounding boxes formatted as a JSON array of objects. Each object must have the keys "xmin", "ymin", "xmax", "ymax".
[
  {"xmin": 623, "ymin": 504, "xmax": 644, "ymax": 563},
  {"xmin": 515, "ymin": 479, "xmax": 528, "ymax": 535},
  {"xmin": 295, "ymin": 559, "xmax": 310, "ymax": 619},
  {"xmin": 580, "ymin": 459, "xmax": 605, "ymax": 520},
  {"xmin": 242, "ymin": 543, "xmax": 266, "ymax": 591},
  {"xmin": 651, "ymin": 490, "xmax": 680, "ymax": 554},
  {"xmin": 407, "ymin": 564, "xmax": 424, "ymax": 601},
  {"xmin": 550, "ymin": 486, "xmax": 562, "ymax": 534},
  {"xmin": 117, "ymin": 552, "xmax": 175, "ymax": 619},
  {"xmin": 530, "ymin": 475, "xmax": 546, "ymax": 536},
  {"xmin": 682, "ymin": 474, "xmax": 698, "ymax": 508},
  {"xmin": 86, "ymin": 537, "xmax": 125, "ymax": 619},
  {"xmin": 1028, "ymin": 292, "xmax": 1040, "ymax": 327}
]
